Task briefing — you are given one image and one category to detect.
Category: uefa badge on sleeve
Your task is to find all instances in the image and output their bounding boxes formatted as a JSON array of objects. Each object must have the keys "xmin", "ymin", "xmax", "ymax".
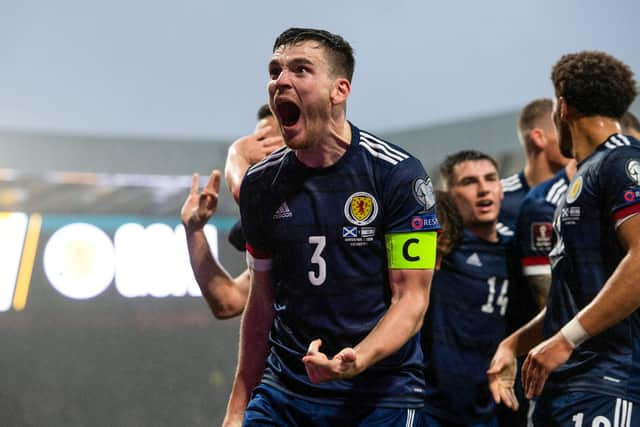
[
  {"xmin": 626, "ymin": 159, "xmax": 640, "ymax": 185},
  {"xmin": 413, "ymin": 177, "xmax": 435, "ymax": 213}
]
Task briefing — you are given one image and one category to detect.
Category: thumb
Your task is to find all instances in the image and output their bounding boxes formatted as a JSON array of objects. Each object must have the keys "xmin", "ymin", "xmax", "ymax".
[
  {"xmin": 336, "ymin": 348, "xmax": 357, "ymax": 363},
  {"xmin": 306, "ymin": 338, "xmax": 323, "ymax": 356},
  {"xmin": 486, "ymin": 358, "xmax": 503, "ymax": 375}
]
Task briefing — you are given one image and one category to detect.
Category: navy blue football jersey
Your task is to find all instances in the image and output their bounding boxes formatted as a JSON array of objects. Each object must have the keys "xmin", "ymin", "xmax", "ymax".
[
  {"xmin": 239, "ymin": 122, "xmax": 440, "ymax": 408},
  {"xmin": 498, "ymin": 171, "xmax": 529, "ymax": 234},
  {"xmin": 517, "ymin": 169, "xmax": 570, "ymax": 277},
  {"xmin": 422, "ymin": 229, "xmax": 513, "ymax": 424},
  {"xmin": 544, "ymin": 134, "xmax": 640, "ymax": 401}
]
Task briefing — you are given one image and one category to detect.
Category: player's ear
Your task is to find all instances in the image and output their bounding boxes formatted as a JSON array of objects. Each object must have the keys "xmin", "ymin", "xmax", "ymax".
[
  {"xmin": 529, "ymin": 128, "xmax": 546, "ymax": 150},
  {"xmin": 331, "ymin": 78, "xmax": 350, "ymax": 105},
  {"xmin": 558, "ymin": 97, "xmax": 569, "ymax": 121}
]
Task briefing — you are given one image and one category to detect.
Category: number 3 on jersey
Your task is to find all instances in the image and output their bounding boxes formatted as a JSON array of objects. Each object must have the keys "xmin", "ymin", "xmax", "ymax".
[{"xmin": 308, "ymin": 236, "xmax": 326, "ymax": 286}]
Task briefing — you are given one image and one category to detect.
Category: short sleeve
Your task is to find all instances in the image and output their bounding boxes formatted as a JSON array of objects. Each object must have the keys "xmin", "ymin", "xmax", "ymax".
[
  {"xmin": 227, "ymin": 219, "xmax": 246, "ymax": 252},
  {"xmin": 600, "ymin": 149, "xmax": 640, "ymax": 228},
  {"xmin": 239, "ymin": 174, "xmax": 272, "ymax": 258},
  {"xmin": 516, "ymin": 196, "xmax": 555, "ymax": 276},
  {"xmin": 383, "ymin": 156, "xmax": 440, "ymax": 234}
]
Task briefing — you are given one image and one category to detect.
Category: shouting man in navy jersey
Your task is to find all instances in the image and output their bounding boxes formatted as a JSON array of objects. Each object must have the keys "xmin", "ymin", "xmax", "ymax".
[
  {"xmin": 488, "ymin": 51, "xmax": 640, "ymax": 426},
  {"xmin": 222, "ymin": 28, "xmax": 438, "ymax": 427}
]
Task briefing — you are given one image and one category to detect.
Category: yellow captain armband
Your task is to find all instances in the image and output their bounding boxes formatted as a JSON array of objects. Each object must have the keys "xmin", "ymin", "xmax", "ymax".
[{"xmin": 385, "ymin": 231, "xmax": 437, "ymax": 269}]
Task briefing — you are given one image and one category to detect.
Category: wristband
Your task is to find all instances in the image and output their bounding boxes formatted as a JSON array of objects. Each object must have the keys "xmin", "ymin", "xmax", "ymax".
[
  {"xmin": 246, "ymin": 252, "xmax": 273, "ymax": 271},
  {"xmin": 560, "ymin": 317, "xmax": 590, "ymax": 348}
]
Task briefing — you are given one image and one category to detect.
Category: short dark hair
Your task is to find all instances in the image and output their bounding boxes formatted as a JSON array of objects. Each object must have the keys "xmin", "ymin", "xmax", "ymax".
[
  {"xmin": 621, "ymin": 111, "xmax": 640, "ymax": 134},
  {"xmin": 551, "ymin": 51, "xmax": 637, "ymax": 118},
  {"xmin": 439, "ymin": 150, "xmax": 499, "ymax": 188},
  {"xmin": 273, "ymin": 27, "xmax": 355, "ymax": 82},
  {"xmin": 518, "ymin": 98, "xmax": 553, "ymax": 140},
  {"xmin": 256, "ymin": 104, "xmax": 273, "ymax": 121}
]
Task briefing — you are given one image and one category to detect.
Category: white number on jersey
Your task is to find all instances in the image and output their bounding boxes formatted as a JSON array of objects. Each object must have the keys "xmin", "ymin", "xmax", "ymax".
[
  {"xmin": 481, "ymin": 276, "xmax": 509, "ymax": 315},
  {"xmin": 308, "ymin": 236, "xmax": 326, "ymax": 286}
]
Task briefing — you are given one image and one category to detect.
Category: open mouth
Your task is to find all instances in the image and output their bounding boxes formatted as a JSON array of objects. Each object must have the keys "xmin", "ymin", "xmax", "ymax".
[
  {"xmin": 477, "ymin": 200, "xmax": 493, "ymax": 208},
  {"xmin": 276, "ymin": 101, "xmax": 301, "ymax": 127}
]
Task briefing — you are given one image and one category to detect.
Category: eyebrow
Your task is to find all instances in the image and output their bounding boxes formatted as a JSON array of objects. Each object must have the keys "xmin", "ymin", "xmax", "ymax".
[
  {"xmin": 456, "ymin": 171, "xmax": 498, "ymax": 182},
  {"xmin": 269, "ymin": 56, "xmax": 314, "ymax": 69}
]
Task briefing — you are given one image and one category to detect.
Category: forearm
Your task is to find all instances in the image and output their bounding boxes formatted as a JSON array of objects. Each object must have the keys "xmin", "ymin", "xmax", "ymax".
[
  {"xmin": 224, "ymin": 273, "xmax": 274, "ymax": 422},
  {"xmin": 575, "ymin": 250, "xmax": 640, "ymax": 338},
  {"xmin": 224, "ymin": 145, "xmax": 251, "ymax": 203},
  {"xmin": 501, "ymin": 307, "xmax": 546, "ymax": 357},
  {"xmin": 354, "ymin": 271, "xmax": 431, "ymax": 369},
  {"xmin": 186, "ymin": 227, "xmax": 247, "ymax": 318}
]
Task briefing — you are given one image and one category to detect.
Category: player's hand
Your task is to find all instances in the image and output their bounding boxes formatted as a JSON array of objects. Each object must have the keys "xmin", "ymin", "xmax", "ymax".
[
  {"xmin": 180, "ymin": 170, "xmax": 221, "ymax": 232},
  {"xmin": 235, "ymin": 126, "xmax": 284, "ymax": 165},
  {"xmin": 302, "ymin": 339, "xmax": 361, "ymax": 383},
  {"xmin": 486, "ymin": 344, "xmax": 519, "ymax": 411},
  {"xmin": 522, "ymin": 332, "xmax": 573, "ymax": 399}
]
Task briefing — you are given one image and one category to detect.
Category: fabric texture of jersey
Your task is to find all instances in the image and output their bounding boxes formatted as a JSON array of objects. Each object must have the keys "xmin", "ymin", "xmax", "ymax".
[
  {"xmin": 228, "ymin": 219, "xmax": 246, "ymax": 252},
  {"xmin": 421, "ymin": 229, "xmax": 514, "ymax": 424},
  {"xmin": 498, "ymin": 171, "xmax": 529, "ymax": 235},
  {"xmin": 239, "ymin": 122, "xmax": 440, "ymax": 408},
  {"xmin": 544, "ymin": 134, "xmax": 640, "ymax": 402},
  {"xmin": 517, "ymin": 169, "xmax": 570, "ymax": 276}
]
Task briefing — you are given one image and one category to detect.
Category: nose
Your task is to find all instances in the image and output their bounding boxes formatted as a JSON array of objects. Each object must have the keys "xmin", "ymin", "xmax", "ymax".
[
  {"xmin": 274, "ymin": 68, "xmax": 293, "ymax": 88},
  {"xmin": 477, "ymin": 179, "xmax": 490, "ymax": 196}
]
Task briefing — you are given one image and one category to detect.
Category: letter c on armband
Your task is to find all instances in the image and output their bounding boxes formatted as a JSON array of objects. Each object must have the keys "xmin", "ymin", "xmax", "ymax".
[
  {"xmin": 385, "ymin": 232, "xmax": 437, "ymax": 269},
  {"xmin": 402, "ymin": 238, "xmax": 420, "ymax": 262}
]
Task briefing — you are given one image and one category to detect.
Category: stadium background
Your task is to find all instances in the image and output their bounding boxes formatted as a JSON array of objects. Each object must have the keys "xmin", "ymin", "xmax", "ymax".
[{"xmin": 1, "ymin": 1, "xmax": 639, "ymax": 426}]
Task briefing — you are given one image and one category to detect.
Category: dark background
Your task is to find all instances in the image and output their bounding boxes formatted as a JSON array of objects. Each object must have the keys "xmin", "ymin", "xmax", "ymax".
[{"xmin": 0, "ymin": 175, "xmax": 245, "ymax": 427}]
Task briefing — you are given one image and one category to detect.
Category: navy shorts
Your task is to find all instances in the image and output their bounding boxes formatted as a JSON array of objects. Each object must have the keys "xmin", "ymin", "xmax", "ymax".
[
  {"xmin": 532, "ymin": 390, "xmax": 637, "ymax": 427},
  {"xmin": 422, "ymin": 410, "xmax": 498, "ymax": 427},
  {"xmin": 243, "ymin": 383, "xmax": 424, "ymax": 426}
]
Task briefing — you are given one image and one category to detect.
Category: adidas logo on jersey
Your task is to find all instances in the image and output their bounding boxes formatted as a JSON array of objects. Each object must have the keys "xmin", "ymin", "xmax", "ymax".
[
  {"xmin": 466, "ymin": 252, "xmax": 483, "ymax": 267},
  {"xmin": 273, "ymin": 202, "xmax": 293, "ymax": 219}
]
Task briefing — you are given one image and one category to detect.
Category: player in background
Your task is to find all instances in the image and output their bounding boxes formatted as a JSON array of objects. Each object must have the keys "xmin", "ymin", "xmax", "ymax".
[
  {"xmin": 622, "ymin": 111, "xmax": 640, "ymax": 139},
  {"xmin": 422, "ymin": 150, "xmax": 517, "ymax": 427},
  {"xmin": 181, "ymin": 105, "xmax": 282, "ymax": 319},
  {"xmin": 488, "ymin": 50, "xmax": 640, "ymax": 426},
  {"xmin": 499, "ymin": 99, "xmax": 570, "ymax": 233}
]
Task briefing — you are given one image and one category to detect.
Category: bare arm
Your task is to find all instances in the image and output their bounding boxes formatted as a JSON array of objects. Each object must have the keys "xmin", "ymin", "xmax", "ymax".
[
  {"xmin": 526, "ymin": 274, "xmax": 551, "ymax": 310},
  {"xmin": 224, "ymin": 127, "xmax": 283, "ymax": 203},
  {"xmin": 486, "ymin": 307, "xmax": 546, "ymax": 410},
  {"xmin": 181, "ymin": 171, "xmax": 249, "ymax": 319},
  {"xmin": 303, "ymin": 268, "xmax": 432, "ymax": 382},
  {"xmin": 573, "ymin": 215, "xmax": 640, "ymax": 336},
  {"xmin": 186, "ymin": 228, "xmax": 249, "ymax": 319},
  {"xmin": 222, "ymin": 268, "xmax": 275, "ymax": 427}
]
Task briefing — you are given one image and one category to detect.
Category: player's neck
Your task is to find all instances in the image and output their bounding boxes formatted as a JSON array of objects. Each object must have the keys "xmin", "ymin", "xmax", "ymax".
[
  {"xmin": 570, "ymin": 116, "xmax": 622, "ymax": 162},
  {"xmin": 295, "ymin": 119, "xmax": 351, "ymax": 168},
  {"xmin": 523, "ymin": 158, "xmax": 556, "ymax": 188},
  {"xmin": 466, "ymin": 222, "xmax": 498, "ymax": 243},
  {"xmin": 565, "ymin": 159, "xmax": 578, "ymax": 181}
]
